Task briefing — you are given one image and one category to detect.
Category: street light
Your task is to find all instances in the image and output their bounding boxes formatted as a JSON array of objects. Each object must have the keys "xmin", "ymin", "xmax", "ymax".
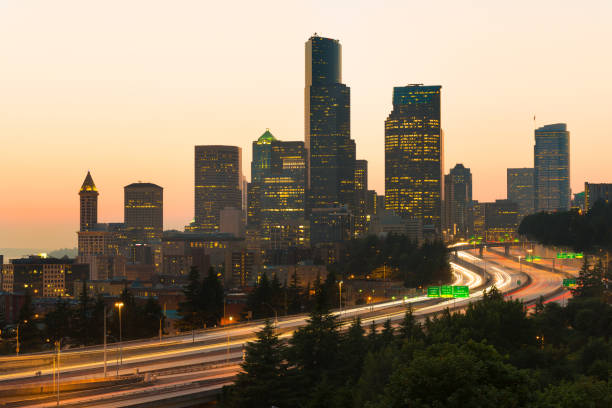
[
  {"xmin": 226, "ymin": 316, "xmax": 233, "ymax": 364},
  {"xmin": 338, "ymin": 281, "xmax": 343, "ymax": 314},
  {"xmin": 16, "ymin": 319, "xmax": 27, "ymax": 356},
  {"xmin": 114, "ymin": 301, "xmax": 124, "ymax": 375},
  {"xmin": 55, "ymin": 340, "xmax": 61, "ymax": 406}
]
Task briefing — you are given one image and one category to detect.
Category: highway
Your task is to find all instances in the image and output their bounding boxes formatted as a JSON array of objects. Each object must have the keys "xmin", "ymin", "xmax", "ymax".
[{"xmin": 0, "ymin": 250, "xmax": 571, "ymax": 407}]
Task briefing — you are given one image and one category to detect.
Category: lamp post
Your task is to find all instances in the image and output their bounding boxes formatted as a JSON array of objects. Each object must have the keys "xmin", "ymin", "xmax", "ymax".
[
  {"xmin": 338, "ymin": 281, "xmax": 343, "ymax": 314},
  {"xmin": 55, "ymin": 340, "xmax": 61, "ymax": 406},
  {"xmin": 114, "ymin": 301, "xmax": 124, "ymax": 375},
  {"xmin": 103, "ymin": 304, "xmax": 107, "ymax": 377},
  {"xmin": 226, "ymin": 316, "xmax": 233, "ymax": 363},
  {"xmin": 16, "ymin": 320, "xmax": 26, "ymax": 356}
]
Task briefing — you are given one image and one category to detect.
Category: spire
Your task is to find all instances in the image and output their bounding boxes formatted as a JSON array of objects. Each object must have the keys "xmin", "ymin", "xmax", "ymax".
[
  {"xmin": 257, "ymin": 128, "xmax": 277, "ymax": 144},
  {"xmin": 80, "ymin": 171, "xmax": 98, "ymax": 193}
]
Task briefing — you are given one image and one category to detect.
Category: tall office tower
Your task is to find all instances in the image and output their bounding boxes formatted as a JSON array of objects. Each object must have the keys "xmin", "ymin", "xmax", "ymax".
[
  {"xmin": 354, "ymin": 159, "xmax": 369, "ymax": 237},
  {"xmin": 507, "ymin": 168, "xmax": 535, "ymax": 219},
  {"xmin": 124, "ymin": 182, "xmax": 163, "ymax": 243},
  {"xmin": 250, "ymin": 129, "xmax": 308, "ymax": 248},
  {"xmin": 194, "ymin": 145, "xmax": 243, "ymax": 232},
  {"xmin": 534, "ymin": 124, "xmax": 570, "ymax": 212},
  {"xmin": 585, "ymin": 182, "xmax": 612, "ymax": 210},
  {"xmin": 305, "ymin": 35, "xmax": 355, "ymax": 212},
  {"xmin": 79, "ymin": 171, "xmax": 98, "ymax": 231},
  {"xmin": 385, "ymin": 85, "xmax": 443, "ymax": 235},
  {"xmin": 444, "ymin": 164, "xmax": 472, "ymax": 237}
]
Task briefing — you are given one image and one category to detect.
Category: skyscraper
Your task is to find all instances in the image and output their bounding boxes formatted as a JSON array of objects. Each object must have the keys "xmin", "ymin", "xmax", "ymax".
[
  {"xmin": 444, "ymin": 164, "xmax": 472, "ymax": 237},
  {"xmin": 124, "ymin": 182, "xmax": 163, "ymax": 243},
  {"xmin": 385, "ymin": 85, "xmax": 443, "ymax": 235},
  {"xmin": 249, "ymin": 129, "xmax": 307, "ymax": 249},
  {"xmin": 534, "ymin": 124, "xmax": 570, "ymax": 212},
  {"xmin": 194, "ymin": 145, "xmax": 243, "ymax": 232},
  {"xmin": 585, "ymin": 182, "xmax": 612, "ymax": 210},
  {"xmin": 507, "ymin": 168, "xmax": 535, "ymax": 219},
  {"xmin": 79, "ymin": 171, "xmax": 98, "ymax": 231},
  {"xmin": 354, "ymin": 159, "xmax": 369, "ymax": 237},
  {"xmin": 305, "ymin": 34, "xmax": 355, "ymax": 212}
]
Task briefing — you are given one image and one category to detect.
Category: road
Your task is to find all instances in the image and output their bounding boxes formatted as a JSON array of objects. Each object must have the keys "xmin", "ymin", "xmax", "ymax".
[{"xmin": 0, "ymin": 251, "xmax": 569, "ymax": 407}]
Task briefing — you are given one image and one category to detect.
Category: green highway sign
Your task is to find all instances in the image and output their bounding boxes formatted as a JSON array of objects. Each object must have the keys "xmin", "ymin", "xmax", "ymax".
[
  {"xmin": 562, "ymin": 278, "xmax": 577, "ymax": 287},
  {"xmin": 427, "ymin": 286, "xmax": 440, "ymax": 297},
  {"xmin": 453, "ymin": 285, "xmax": 469, "ymax": 298},
  {"xmin": 557, "ymin": 252, "xmax": 584, "ymax": 259},
  {"xmin": 440, "ymin": 285, "xmax": 454, "ymax": 298}
]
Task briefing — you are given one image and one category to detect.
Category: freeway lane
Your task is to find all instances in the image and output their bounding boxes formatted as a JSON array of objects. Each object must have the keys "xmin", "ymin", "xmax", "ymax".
[
  {"xmin": 2, "ymin": 252, "xmax": 567, "ymax": 407},
  {"xmin": 0, "ymin": 261, "xmax": 481, "ymax": 385}
]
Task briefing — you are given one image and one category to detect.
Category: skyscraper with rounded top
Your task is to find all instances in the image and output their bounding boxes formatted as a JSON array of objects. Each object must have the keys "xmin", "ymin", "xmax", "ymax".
[{"xmin": 305, "ymin": 34, "xmax": 355, "ymax": 213}]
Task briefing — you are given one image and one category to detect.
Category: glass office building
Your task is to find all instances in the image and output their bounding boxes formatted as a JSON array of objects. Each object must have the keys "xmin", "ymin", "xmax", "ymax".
[
  {"xmin": 385, "ymin": 85, "xmax": 443, "ymax": 235},
  {"xmin": 534, "ymin": 124, "xmax": 570, "ymax": 212}
]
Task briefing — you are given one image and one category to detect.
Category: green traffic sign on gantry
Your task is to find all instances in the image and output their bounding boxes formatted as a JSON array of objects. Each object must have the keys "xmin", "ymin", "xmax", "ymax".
[
  {"xmin": 562, "ymin": 278, "xmax": 577, "ymax": 287},
  {"xmin": 440, "ymin": 285, "xmax": 454, "ymax": 298},
  {"xmin": 427, "ymin": 286, "xmax": 440, "ymax": 297},
  {"xmin": 453, "ymin": 285, "xmax": 469, "ymax": 298}
]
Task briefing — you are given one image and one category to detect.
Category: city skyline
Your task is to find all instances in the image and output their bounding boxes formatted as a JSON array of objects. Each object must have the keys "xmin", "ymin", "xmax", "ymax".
[{"xmin": 2, "ymin": 1, "xmax": 611, "ymax": 248}]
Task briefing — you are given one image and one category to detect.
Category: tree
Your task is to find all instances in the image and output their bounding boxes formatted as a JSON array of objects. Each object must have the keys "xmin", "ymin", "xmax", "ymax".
[
  {"xmin": 287, "ymin": 310, "xmax": 340, "ymax": 387},
  {"xmin": 398, "ymin": 306, "xmax": 424, "ymax": 342},
  {"xmin": 178, "ymin": 266, "xmax": 202, "ymax": 330},
  {"xmin": 44, "ymin": 298, "xmax": 71, "ymax": 344},
  {"xmin": 73, "ymin": 280, "xmax": 93, "ymax": 344},
  {"xmin": 201, "ymin": 267, "xmax": 224, "ymax": 327},
  {"xmin": 336, "ymin": 317, "xmax": 367, "ymax": 383},
  {"xmin": 572, "ymin": 257, "xmax": 605, "ymax": 299},
  {"xmin": 16, "ymin": 289, "xmax": 41, "ymax": 352},
  {"xmin": 370, "ymin": 341, "xmax": 536, "ymax": 408},
  {"xmin": 222, "ymin": 320, "xmax": 291, "ymax": 407}
]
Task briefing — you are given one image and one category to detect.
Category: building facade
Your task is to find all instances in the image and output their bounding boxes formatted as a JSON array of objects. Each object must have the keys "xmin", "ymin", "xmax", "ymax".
[
  {"xmin": 507, "ymin": 168, "xmax": 535, "ymax": 219},
  {"xmin": 444, "ymin": 164, "xmax": 472, "ymax": 238},
  {"xmin": 534, "ymin": 124, "xmax": 570, "ymax": 212},
  {"xmin": 385, "ymin": 85, "xmax": 443, "ymax": 236},
  {"xmin": 585, "ymin": 183, "xmax": 612, "ymax": 210},
  {"xmin": 305, "ymin": 35, "xmax": 355, "ymax": 213},
  {"xmin": 249, "ymin": 130, "xmax": 308, "ymax": 249},
  {"xmin": 124, "ymin": 182, "xmax": 163, "ymax": 243},
  {"xmin": 354, "ymin": 159, "xmax": 369, "ymax": 237},
  {"xmin": 194, "ymin": 145, "xmax": 243, "ymax": 232}
]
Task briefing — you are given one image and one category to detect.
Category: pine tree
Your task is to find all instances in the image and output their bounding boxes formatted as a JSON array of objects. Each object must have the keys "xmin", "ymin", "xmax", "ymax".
[
  {"xmin": 573, "ymin": 257, "xmax": 605, "ymax": 299},
  {"xmin": 398, "ymin": 306, "xmax": 423, "ymax": 341},
  {"xmin": 223, "ymin": 320, "xmax": 289, "ymax": 407},
  {"xmin": 178, "ymin": 266, "xmax": 201, "ymax": 330},
  {"xmin": 201, "ymin": 267, "xmax": 224, "ymax": 327}
]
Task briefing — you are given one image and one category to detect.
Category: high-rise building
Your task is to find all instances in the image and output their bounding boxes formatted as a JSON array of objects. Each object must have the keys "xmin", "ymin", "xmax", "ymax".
[
  {"xmin": 305, "ymin": 35, "xmax": 355, "ymax": 212},
  {"xmin": 249, "ymin": 129, "xmax": 307, "ymax": 249},
  {"xmin": 585, "ymin": 183, "xmax": 612, "ymax": 210},
  {"xmin": 534, "ymin": 124, "xmax": 570, "ymax": 212},
  {"xmin": 444, "ymin": 164, "xmax": 472, "ymax": 237},
  {"xmin": 124, "ymin": 182, "xmax": 163, "ymax": 243},
  {"xmin": 385, "ymin": 85, "xmax": 443, "ymax": 235},
  {"xmin": 194, "ymin": 145, "xmax": 243, "ymax": 232},
  {"xmin": 77, "ymin": 172, "xmax": 124, "ymax": 280},
  {"xmin": 507, "ymin": 168, "xmax": 535, "ymax": 219},
  {"xmin": 79, "ymin": 171, "xmax": 98, "ymax": 231},
  {"xmin": 354, "ymin": 159, "xmax": 369, "ymax": 237}
]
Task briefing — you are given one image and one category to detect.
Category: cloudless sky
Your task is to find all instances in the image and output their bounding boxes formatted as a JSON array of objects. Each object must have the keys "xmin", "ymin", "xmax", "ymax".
[{"xmin": 1, "ymin": 0, "xmax": 611, "ymax": 249}]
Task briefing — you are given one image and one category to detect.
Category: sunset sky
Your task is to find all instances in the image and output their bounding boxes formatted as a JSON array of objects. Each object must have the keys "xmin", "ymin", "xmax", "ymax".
[{"xmin": 1, "ymin": 0, "xmax": 611, "ymax": 249}]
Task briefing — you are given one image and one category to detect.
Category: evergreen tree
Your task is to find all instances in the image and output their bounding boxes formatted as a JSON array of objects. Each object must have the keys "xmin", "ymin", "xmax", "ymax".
[
  {"xmin": 572, "ymin": 257, "xmax": 605, "ymax": 299},
  {"xmin": 287, "ymin": 310, "xmax": 340, "ymax": 387},
  {"xmin": 222, "ymin": 320, "xmax": 290, "ymax": 407},
  {"xmin": 398, "ymin": 306, "xmax": 424, "ymax": 342},
  {"xmin": 178, "ymin": 266, "xmax": 202, "ymax": 330},
  {"xmin": 44, "ymin": 297, "xmax": 71, "ymax": 343},
  {"xmin": 201, "ymin": 267, "xmax": 224, "ymax": 327}
]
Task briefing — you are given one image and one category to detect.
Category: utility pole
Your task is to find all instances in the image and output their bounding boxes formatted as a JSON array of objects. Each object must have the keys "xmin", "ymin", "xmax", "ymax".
[
  {"xmin": 55, "ymin": 340, "xmax": 61, "ymax": 406},
  {"xmin": 103, "ymin": 304, "xmax": 107, "ymax": 377}
]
